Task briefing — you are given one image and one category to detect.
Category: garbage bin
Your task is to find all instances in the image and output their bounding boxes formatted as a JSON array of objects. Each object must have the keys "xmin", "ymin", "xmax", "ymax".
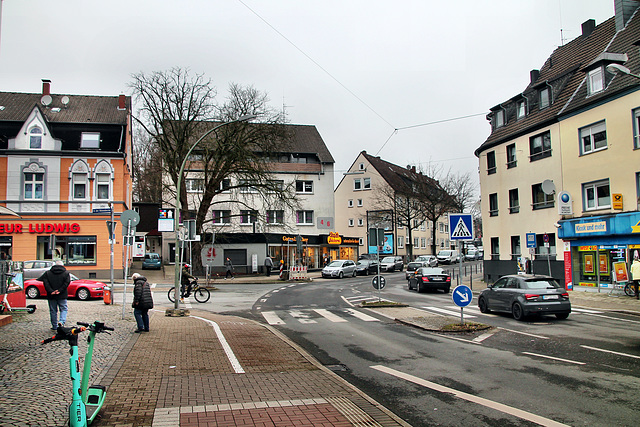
[{"xmin": 103, "ymin": 286, "xmax": 111, "ymax": 305}]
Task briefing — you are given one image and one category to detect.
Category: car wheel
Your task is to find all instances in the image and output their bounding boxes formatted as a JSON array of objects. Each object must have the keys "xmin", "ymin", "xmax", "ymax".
[
  {"xmin": 26, "ymin": 285, "xmax": 40, "ymax": 299},
  {"xmin": 338, "ymin": 271, "xmax": 344, "ymax": 279},
  {"xmin": 478, "ymin": 297, "xmax": 490, "ymax": 313},
  {"xmin": 353, "ymin": 270, "xmax": 357, "ymax": 277},
  {"xmin": 76, "ymin": 288, "xmax": 90, "ymax": 301},
  {"xmin": 408, "ymin": 281, "xmax": 412, "ymax": 290},
  {"xmin": 443, "ymin": 287, "xmax": 450, "ymax": 294},
  {"xmin": 512, "ymin": 302, "xmax": 525, "ymax": 321},
  {"xmin": 365, "ymin": 269, "xmax": 369, "ymax": 276},
  {"xmin": 555, "ymin": 313, "xmax": 569, "ymax": 320},
  {"xmin": 415, "ymin": 282, "xmax": 421, "ymax": 293}
]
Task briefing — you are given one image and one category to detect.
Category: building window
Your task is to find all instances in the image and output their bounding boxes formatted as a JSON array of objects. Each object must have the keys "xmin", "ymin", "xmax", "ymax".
[
  {"xmin": 529, "ymin": 131, "xmax": 552, "ymax": 161},
  {"xmin": 363, "ymin": 177, "xmax": 371, "ymax": 190},
  {"xmin": 637, "ymin": 172, "xmax": 640, "ymax": 209},
  {"xmin": 348, "ymin": 218, "xmax": 354, "ymax": 227},
  {"xmin": 506, "ymin": 143, "xmax": 517, "ymax": 168},
  {"xmin": 535, "ymin": 233, "xmax": 556, "ymax": 260},
  {"xmin": 266, "ymin": 210, "xmax": 283, "ymax": 224},
  {"xmin": 490, "ymin": 237, "xmax": 499, "ymax": 261},
  {"xmin": 633, "ymin": 108, "xmax": 640, "ymax": 150},
  {"xmin": 509, "ymin": 188, "xmax": 519, "ymax": 214},
  {"xmin": 240, "ymin": 210, "xmax": 257, "ymax": 224},
  {"xmin": 487, "ymin": 151, "xmax": 496, "ymax": 175},
  {"xmin": 358, "ymin": 163, "xmax": 365, "ymax": 171},
  {"xmin": 579, "ymin": 121, "xmax": 607, "ymax": 155},
  {"xmin": 296, "ymin": 210, "xmax": 313, "ymax": 225},
  {"xmin": 588, "ymin": 68, "xmax": 604, "ymax": 95},
  {"xmin": 296, "ymin": 180, "xmax": 313, "ymax": 193},
  {"xmin": 511, "ymin": 236, "xmax": 521, "ymax": 261},
  {"xmin": 348, "ymin": 199, "xmax": 354, "ymax": 207},
  {"xmin": 517, "ymin": 100, "xmax": 526, "ymax": 119},
  {"xmin": 73, "ymin": 173, "xmax": 87, "ymax": 199},
  {"xmin": 358, "ymin": 218, "xmax": 364, "ymax": 226},
  {"xmin": 80, "ymin": 132, "xmax": 100, "ymax": 149},
  {"xmin": 30, "ymin": 127, "xmax": 42, "ymax": 149},
  {"xmin": 489, "ymin": 193, "xmax": 498, "ymax": 217},
  {"xmin": 539, "ymin": 88, "xmax": 550, "ymax": 109},
  {"xmin": 354, "ymin": 178, "xmax": 362, "ymax": 190},
  {"xmin": 357, "ymin": 199, "xmax": 363, "ymax": 207},
  {"xmin": 212, "ymin": 210, "xmax": 231, "ymax": 224},
  {"xmin": 219, "ymin": 179, "xmax": 231, "ymax": 192},
  {"xmin": 583, "ymin": 179, "xmax": 610, "ymax": 211},
  {"xmin": 397, "ymin": 235, "xmax": 404, "ymax": 249},
  {"xmin": 495, "ymin": 109, "xmax": 505, "ymax": 128},
  {"xmin": 532, "ymin": 183, "xmax": 555, "ymax": 210},
  {"xmin": 239, "ymin": 180, "xmax": 258, "ymax": 193},
  {"xmin": 421, "ymin": 237, "xmax": 427, "ymax": 248},
  {"xmin": 24, "ymin": 172, "xmax": 44, "ymax": 200},
  {"xmin": 96, "ymin": 174, "xmax": 110, "ymax": 200},
  {"xmin": 186, "ymin": 178, "xmax": 204, "ymax": 193}
]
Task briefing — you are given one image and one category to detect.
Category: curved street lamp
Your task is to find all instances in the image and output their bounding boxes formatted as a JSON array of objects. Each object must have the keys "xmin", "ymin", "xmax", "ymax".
[
  {"xmin": 172, "ymin": 114, "xmax": 256, "ymax": 312},
  {"xmin": 606, "ymin": 63, "xmax": 640, "ymax": 80}
]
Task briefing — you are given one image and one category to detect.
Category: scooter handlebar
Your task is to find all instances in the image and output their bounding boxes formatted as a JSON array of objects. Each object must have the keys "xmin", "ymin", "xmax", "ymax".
[{"xmin": 76, "ymin": 321, "xmax": 115, "ymax": 332}]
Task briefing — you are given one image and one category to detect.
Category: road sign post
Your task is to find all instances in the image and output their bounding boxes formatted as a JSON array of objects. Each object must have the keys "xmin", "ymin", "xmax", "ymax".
[
  {"xmin": 449, "ymin": 213, "xmax": 474, "ymax": 290},
  {"xmin": 452, "ymin": 285, "xmax": 473, "ymax": 325}
]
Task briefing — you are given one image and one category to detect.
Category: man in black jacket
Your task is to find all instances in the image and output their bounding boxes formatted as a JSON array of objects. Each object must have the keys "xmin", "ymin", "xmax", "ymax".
[
  {"xmin": 38, "ymin": 260, "xmax": 70, "ymax": 330},
  {"xmin": 131, "ymin": 273, "xmax": 154, "ymax": 332}
]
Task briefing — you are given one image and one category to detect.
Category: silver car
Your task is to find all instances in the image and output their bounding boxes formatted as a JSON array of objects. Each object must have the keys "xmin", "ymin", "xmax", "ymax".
[
  {"xmin": 321, "ymin": 260, "xmax": 357, "ymax": 278},
  {"xmin": 23, "ymin": 260, "xmax": 55, "ymax": 279},
  {"xmin": 414, "ymin": 255, "xmax": 438, "ymax": 267}
]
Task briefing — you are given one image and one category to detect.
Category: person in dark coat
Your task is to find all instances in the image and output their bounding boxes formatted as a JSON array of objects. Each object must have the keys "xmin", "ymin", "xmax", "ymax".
[
  {"xmin": 131, "ymin": 273, "xmax": 153, "ymax": 332},
  {"xmin": 38, "ymin": 260, "xmax": 70, "ymax": 330},
  {"xmin": 225, "ymin": 257, "xmax": 234, "ymax": 279},
  {"xmin": 181, "ymin": 264, "xmax": 196, "ymax": 300},
  {"xmin": 264, "ymin": 256, "xmax": 273, "ymax": 276}
]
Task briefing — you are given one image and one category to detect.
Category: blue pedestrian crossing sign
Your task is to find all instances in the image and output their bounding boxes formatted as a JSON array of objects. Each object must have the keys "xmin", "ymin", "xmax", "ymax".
[
  {"xmin": 452, "ymin": 285, "xmax": 473, "ymax": 307},
  {"xmin": 449, "ymin": 213, "xmax": 474, "ymax": 241}
]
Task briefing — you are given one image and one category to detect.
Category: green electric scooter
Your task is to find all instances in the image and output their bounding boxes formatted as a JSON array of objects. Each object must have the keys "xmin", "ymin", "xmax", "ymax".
[{"xmin": 42, "ymin": 321, "xmax": 114, "ymax": 426}]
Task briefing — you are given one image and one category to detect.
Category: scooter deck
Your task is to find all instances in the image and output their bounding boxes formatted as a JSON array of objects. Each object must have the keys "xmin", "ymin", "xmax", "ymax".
[{"xmin": 85, "ymin": 385, "xmax": 106, "ymax": 424}]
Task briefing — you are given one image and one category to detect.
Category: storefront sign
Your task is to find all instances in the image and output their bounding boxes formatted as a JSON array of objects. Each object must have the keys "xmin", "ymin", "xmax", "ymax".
[
  {"xmin": 612, "ymin": 194, "xmax": 623, "ymax": 210},
  {"xmin": 0, "ymin": 223, "xmax": 80, "ymax": 234},
  {"xmin": 327, "ymin": 232, "xmax": 342, "ymax": 245},
  {"xmin": 283, "ymin": 235, "xmax": 308, "ymax": 244},
  {"xmin": 579, "ymin": 246, "xmax": 597, "ymax": 251},
  {"xmin": 575, "ymin": 221, "xmax": 607, "ymax": 234},
  {"xmin": 342, "ymin": 237, "xmax": 359, "ymax": 245}
]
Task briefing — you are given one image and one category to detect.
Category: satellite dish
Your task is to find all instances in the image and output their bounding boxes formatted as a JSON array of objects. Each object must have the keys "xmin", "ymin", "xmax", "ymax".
[
  {"xmin": 40, "ymin": 95, "xmax": 52, "ymax": 106},
  {"xmin": 61, "ymin": 96, "xmax": 70, "ymax": 106},
  {"xmin": 541, "ymin": 179, "xmax": 556, "ymax": 195}
]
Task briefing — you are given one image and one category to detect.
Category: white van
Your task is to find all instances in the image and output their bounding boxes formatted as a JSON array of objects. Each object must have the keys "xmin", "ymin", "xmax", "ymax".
[{"xmin": 436, "ymin": 250, "xmax": 460, "ymax": 264}]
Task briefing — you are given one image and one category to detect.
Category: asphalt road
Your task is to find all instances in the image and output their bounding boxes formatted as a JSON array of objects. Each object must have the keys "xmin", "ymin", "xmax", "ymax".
[{"xmin": 239, "ymin": 271, "xmax": 640, "ymax": 427}]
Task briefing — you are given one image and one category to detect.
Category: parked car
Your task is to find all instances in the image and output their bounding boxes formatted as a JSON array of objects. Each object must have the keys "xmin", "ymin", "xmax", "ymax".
[
  {"xmin": 358, "ymin": 253, "xmax": 379, "ymax": 261},
  {"xmin": 380, "ymin": 256, "xmax": 404, "ymax": 272},
  {"xmin": 414, "ymin": 255, "xmax": 438, "ymax": 267},
  {"xmin": 436, "ymin": 250, "xmax": 460, "ymax": 264},
  {"xmin": 22, "ymin": 260, "xmax": 55, "ymax": 279},
  {"xmin": 322, "ymin": 260, "xmax": 357, "ymax": 278},
  {"xmin": 408, "ymin": 267, "xmax": 451, "ymax": 293},
  {"xmin": 405, "ymin": 261, "xmax": 428, "ymax": 280},
  {"xmin": 355, "ymin": 259, "xmax": 379, "ymax": 276},
  {"xmin": 477, "ymin": 274, "xmax": 571, "ymax": 321},
  {"xmin": 464, "ymin": 249, "xmax": 478, "ymax": 261},
  {"xmin": 142, "ymin": 253, "xmax": 162, "ymax": 269},
  {"xmin": 24, "ymin": 274, "xmax": 105, "ymax": 301}
]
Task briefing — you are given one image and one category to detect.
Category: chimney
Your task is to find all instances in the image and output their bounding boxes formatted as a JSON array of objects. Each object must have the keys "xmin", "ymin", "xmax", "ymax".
[
  {"xmin": 42, "ymin": 79, "xmax": 51, "ymax": 96},
  {"xmin": 118, "ymin": 94, "xmax": 126, "ymax": 110},
  {"xmin": 530, "ymin": 69, "xmax": 540, "ymax": 84},
  {"xmin": 582, "ymin": 19, "xmax": 596, "ymax": 37},
  {"xmin": 615, "ymin": 0, "xmax": 640, "ymax": 32}
]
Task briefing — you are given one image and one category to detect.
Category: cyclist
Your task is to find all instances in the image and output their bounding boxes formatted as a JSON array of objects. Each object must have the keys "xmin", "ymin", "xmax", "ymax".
[{"xmin": 181, "ymin": 264, "xmax": 196, "ymax": 300}]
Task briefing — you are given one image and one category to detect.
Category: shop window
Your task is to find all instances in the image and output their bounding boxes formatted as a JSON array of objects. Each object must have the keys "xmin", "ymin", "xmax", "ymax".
[
  {"xmin": 296, "ymin": 210, "xmax": 313, "ymax": 225},
  {"xmin": 529, "ymin": 131, "xmax": 551, "ymax": 161},
  {"xmin": 583, "ymin": 179, "xmax": 610, "ymax": 211},
  {"xmin": 487, "ymin": 151, "xmax": 496, "ymax": 175},
  {"xmin": 30, "ymin": 126, "xmax": 42, "ymax": 149},
  {"xmin": 532, "ymin": 183, "xmax": 554, "ymax": 210},
  {"xmin": 489, "ymin": 193, "xmax": 498, "ymax": 217},
  {"xmin": 509, "ymin": 188, "xmax": 519, "ymax": 214},
  {"xmin": 506, "ymin": 143, "xmax": 517, "ymax": 168},
  {"xmin": 41, "ymin": 236, "xmax": 97, "ymax": 265},
  {"xmin": 212, "ymin": 210, "xmax": 231, "ymax": 224},
  {"xmin": 490, "ymin": 237, "xmax": 499, "ymax": 261},
  {"xmin": 579, "ymin": 121, "xmax": 607, "ymax": 155}
]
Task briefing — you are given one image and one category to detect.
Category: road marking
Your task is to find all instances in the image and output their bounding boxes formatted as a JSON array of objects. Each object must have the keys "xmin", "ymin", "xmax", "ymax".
[
  {"xmin": 289, "ymin": 310, "xmax": 318, "ymax": 324},
  {"xmin": 578, "ymin": 312, "xmax": 640, "ymax": 324},
  {"xmin": 371, "ymin": 365, "xmax": 569, "ymax": 427},
  {"xmin": 345, "ymin": 308, "xmax": 379, "ymax": 322},
  {"xmin": 581, "ymin": 345, "xmax": 640, "ymax": 360},
  {"xmin": 313, "ymin": 309, "xmax": 348, "ymax": 322},
  {"xmin": 472, "ymin": 330, "xmax": 496, "ymax": 343},
  {"xmin": 422, "ymin": 306, "xmax": 477, "ymax": 318},
  {"xmin": 499, "ymin": 328, "xmax": 549, "ymax": 340},
  {"xmin": 571, "ymin": 308, "xmax": 603, "ymax": 314},
  {"xmin": 522, "ymin": 352, "xmax": 585, "ymax": 365},
  {"xmin": 261, "ymin": 311, "xmax": 285, "ymax": 325},
  {"xmin": 193, "ymin": 316, "xmax": 245, "ymax": 374}
]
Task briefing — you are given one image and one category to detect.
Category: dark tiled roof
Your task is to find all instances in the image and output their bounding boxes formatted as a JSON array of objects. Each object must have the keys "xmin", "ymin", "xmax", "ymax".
[
  {"xmin": 362, "ymin": 151, "xmax": 439, "ymax": 193},
  {"xmin": 0, "ymin": 92, "xmax": 130, "ymax": 125},
  {"xmin": 475, "ymin": 9, "xmax": 640, "ymax": 156},
  {"xmin": 286, "ymin": 124, "xmax": 334, "ymax": 163}
]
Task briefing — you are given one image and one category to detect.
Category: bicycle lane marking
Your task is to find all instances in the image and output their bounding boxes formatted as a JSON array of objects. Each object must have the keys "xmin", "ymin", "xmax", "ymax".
[
  {"xmin": 192, "ymin": 315, "xmax": 245, "ymax": 374},
  {"xmin": 371, "ymin": 365, "xmax": 569, "ymax": 427}
]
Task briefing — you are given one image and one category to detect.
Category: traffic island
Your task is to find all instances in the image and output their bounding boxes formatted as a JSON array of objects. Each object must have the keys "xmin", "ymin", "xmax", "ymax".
[{"xmin": 364, "ymin": 305, "xmax": 491, "ymax": 333}]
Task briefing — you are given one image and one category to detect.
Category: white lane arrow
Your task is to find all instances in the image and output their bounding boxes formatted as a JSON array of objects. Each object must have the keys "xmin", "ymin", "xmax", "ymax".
[{"xmin": 455, "ymin": 289, "xmax": 470, "ymax": 303}]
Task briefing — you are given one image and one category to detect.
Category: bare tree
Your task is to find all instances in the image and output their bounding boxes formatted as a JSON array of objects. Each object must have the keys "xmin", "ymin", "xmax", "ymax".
[{"xmin": 131, "ymin": 128, "xmax": 163, "ymax": 203}]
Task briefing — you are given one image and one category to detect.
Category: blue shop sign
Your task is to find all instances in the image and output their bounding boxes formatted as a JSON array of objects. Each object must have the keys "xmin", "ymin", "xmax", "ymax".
[{"xmin": 559, "ymin": 212, "xmax": 640, "ymax": 239}]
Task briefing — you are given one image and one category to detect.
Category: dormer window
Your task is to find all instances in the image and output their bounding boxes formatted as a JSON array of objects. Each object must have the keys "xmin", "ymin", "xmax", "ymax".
[
  {"xmin": 588, "ymin": 67, "xmax": 604, "ymax": 95},
  {"xmin": 495, "ymin": 109, "xmax": 505, "ymax": 128},
  {"xmin": 539, "ymin": 88, "xmax": 550, "ymax": 109},
  {"xmin": 516, "ymin": 100, "xmax": 527, "ymax": 119},
  {"xmin": 81, "ymin": 132, "xmax": 100, "ymax": 149},
  {"xmin": 30, "ymin": 127, "xmax": 42, "ymax": 149}
]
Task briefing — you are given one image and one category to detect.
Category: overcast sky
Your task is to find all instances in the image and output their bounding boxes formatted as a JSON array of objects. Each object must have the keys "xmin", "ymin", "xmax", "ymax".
[{"xmin": 0, "ymin": 0, "xmax": 615, "ymax": 194}]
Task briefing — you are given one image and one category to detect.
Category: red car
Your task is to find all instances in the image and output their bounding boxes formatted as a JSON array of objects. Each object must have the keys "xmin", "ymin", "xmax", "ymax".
[{"xmin": 24, "ymin": 274, "xmax": 105, "ymax": 301}]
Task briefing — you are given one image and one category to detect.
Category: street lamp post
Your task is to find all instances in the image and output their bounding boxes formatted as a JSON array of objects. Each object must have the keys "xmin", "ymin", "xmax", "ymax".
[
  {"xmin": 606, "ymin": 63, "xmax": 640, "ymax": 80},
  {"xmin": 171, "ymin": 115, "xmax": 256, "ymax": 312}
]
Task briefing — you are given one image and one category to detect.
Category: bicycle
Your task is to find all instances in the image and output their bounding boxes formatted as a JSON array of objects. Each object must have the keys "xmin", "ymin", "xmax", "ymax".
[
  {"xmin": 168, "ymin": 278, "xmax": 210, "ymax": 303},
  {"xmin": 624, "ymin": 282, "xmax": 639, "ymax": 297}
]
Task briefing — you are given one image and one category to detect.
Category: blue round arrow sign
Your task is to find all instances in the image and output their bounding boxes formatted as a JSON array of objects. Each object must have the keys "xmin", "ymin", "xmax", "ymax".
[{"xmin": 452, "ymin": 285, "xmax": 473, "ymax": 307}]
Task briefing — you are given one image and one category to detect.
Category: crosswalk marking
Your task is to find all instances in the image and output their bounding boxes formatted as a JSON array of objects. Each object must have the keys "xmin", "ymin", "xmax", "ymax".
[
  {"xmin": 262, "ymin": 311, "xmax": 285, "ymax": 325},
  {"xmin": 345, "ymin": 308, "xmax": 379, "ymax": 322},
  {"xmin": 289, "ymin": 310, "xmax": 318, "ymax": 324},
  {"xmin": 422, "ymin": 306, "xmax": 477, "ymax": 318},
  {"xmin": 571, "ymin": 308, "xmax": 603, "ymax": 314},
  {"xmin": 313, "ymin": 309, "xmax": 349, "ymax": 322}
]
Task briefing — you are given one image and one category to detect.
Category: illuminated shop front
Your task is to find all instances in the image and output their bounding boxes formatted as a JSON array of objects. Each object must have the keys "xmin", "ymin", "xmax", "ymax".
[{"xmin": 558, "ymin": 212, "xmax": 640, "ymax": 290}]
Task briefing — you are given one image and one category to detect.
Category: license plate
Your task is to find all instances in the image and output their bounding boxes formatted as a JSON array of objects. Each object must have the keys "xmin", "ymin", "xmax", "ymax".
[
  {"xmin": 431, "ymin": 277, "xmax": 443, "ymax": 281},
  {"xmin": 543, "ymin": 295, "xmax": 559, "ymax": 300}
]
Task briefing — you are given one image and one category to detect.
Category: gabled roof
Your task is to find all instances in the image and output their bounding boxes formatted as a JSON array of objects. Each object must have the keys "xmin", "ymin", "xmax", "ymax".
[
  {"xmin": 0, "ymin": 92, "xmax": 130, "ymax": 125},
  {"xmin": 361, "ymin": 151, "xmax": 439, "ymax": 193},
  {"xmin": 475, "ymin": 6, "xmax": 640, "ymax": 156},
  {"xmin": 286, "ymin": 124, "xmax": 334, "ymax": 163}
]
